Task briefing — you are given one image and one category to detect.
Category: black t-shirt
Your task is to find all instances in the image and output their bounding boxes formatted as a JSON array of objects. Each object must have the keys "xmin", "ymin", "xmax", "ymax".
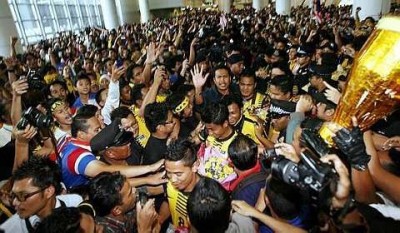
[
  {"xmin": 143, "ymin": 136, "xmax": 168, "ymax": 165},
  {"xmin": 179, "ymin": 116, "xmax": 198, "ymax": 139}
]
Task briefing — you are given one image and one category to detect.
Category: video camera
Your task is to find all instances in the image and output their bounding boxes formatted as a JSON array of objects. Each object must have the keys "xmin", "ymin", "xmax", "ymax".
[{"xmin": 262, "ymin": 147, "xmax": 338, "ymax": 209}]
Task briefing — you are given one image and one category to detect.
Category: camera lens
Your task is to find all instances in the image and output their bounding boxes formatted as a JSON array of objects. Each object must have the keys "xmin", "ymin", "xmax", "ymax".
[{"xmin": 35, "ymin": 114, "xmax": 53, "ymax": 128}]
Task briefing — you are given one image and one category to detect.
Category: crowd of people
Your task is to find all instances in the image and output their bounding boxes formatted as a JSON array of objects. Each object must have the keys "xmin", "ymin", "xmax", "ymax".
[{"xmin": 0, "ymin": 2, "xmax": 400, "ymax": 233}]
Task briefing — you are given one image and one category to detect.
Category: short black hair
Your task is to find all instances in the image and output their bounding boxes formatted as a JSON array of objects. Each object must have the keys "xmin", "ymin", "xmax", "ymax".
[
  {"xmin": 34, "ymin": 207, "xmax": 82, "ymax": 233},
  {"xmin": 201, "ymin": 103, "xmax": 228, "ymax": 125},
  {"xmin": 74, "ymin": 71, "xmax": 91, "ymax": 86},
  {"xmin": 271, "ymin": 61, "xmax": 291, "ymax": 75},
  {"xmin": 176, "ymin": 84, "xmax": 195, "ymax": 95},
  {"xmin": 111, "ymin": 106, "xmax": 133, "ymax": 122},
  {"xmin": 187, "ymin": 177, "xmax": 231, "ymax": 233},
  {"xmin": 95, "ymin": 88, "xmax": 107, "ymax": 106},
  {"xmin": 71, "ymin": 110, "xmax": 96, "ymax": 137},
  {"xmin": 144, "ymin": 102, "xmax": 169, "ymax": 133},
  {"xmin": 212, "ymin": 63, "xmax": 231, "ymax": 78},
  {"xmin": 88, "ymin": 172, "xmax": 126, "ymax": 217},
  {"xmin": 76, "ymin": 104, "xmax": 98, "ymax": 117},
  {"xmin": 221, "ymin": 94, "xmax": 243, "ymax": 110},
  {"xmin": 165, "ymin": 139, "xmax": 197, "ymax": 166},
  {"xmin": 12, "ymin": 157, "xmax": 62, "ymax": 195},
  {"xmin": 239, "ymin": 69, "xmax": 256, "ymax": 83},
  {"xmin": 228, "ymin": 134, "xmax": 258, "ymax": 171},
  {"xmin": 131, "ymin": 83, "xmax": 146, "ymax": 103},
  {"xmin": 125, "ymin": 64, "xmax": 142, "ymax": 81},
  {"xmin": 49, "ymin": 80, "xmax": 67, "ymax": 91},
  {"xmin": 265, "ymin": 176, "xmax": 301, "ymax": 220},
  {"xmin": 270, "ymin": 75, "xmax": 293, "ymax": 95}
]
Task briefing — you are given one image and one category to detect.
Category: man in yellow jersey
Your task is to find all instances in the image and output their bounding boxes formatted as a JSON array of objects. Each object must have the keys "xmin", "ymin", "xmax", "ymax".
[
  {"xmin": 198, "ymin": 103, "xmax": 238, "ymax": 189},
  {"xmin": 239, "ymin": 71, "xmax": 270, "ymax": 122},
  {"xmin": 222, "ymin": 95, "xmax": 273, "ymax": 148},
  {"xmin": 159, "ymin": 139, "xmax": 201, "ymax": 232}
]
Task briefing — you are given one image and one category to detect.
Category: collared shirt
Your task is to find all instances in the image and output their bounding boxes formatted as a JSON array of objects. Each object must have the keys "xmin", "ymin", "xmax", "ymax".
[
  {"xmin": 242, "ymin": 92, "xmax": 270, "ymax": 122},
  {"xmin": 57, "ymin": 136, "xmax": 97, "ymax": 189},
  {"xmin": 72, "ymin": 93, "xmax": 99, "ymax": 109},
  {"xmin": 201, "ymin": 85, "xmax": 240, "ymax": 107},
  {"xmin": 0, "ymin": 194, "xmax": 83, "ymax": 233},
  {"xmin": 96, "ymin": 210, "xmax": 136, "ymax": 233}
]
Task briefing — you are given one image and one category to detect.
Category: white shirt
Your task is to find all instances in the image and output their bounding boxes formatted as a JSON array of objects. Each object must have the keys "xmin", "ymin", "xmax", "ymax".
[
  {"xmin": 101, "ymin": 80, "xmax": 120, "ymax": 125},
  {"xmin": 54, "ymin": 127, "xmax": 69, "ymax": 142},
  {"xmin": 0, "ymin": 194, "xmax": 83, "ymax": 233},
  {"xmin": 0, "ymin": 124, "xmax": 13, "ymax": 148}
]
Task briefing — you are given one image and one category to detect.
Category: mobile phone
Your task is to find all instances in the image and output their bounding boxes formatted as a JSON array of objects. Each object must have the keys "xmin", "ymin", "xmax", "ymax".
[
  {"xmin": 138, "ymin": 191, "xmax": 148, "ymax": 207},
  {"xmin": 116, "ymin": 59, "xmax": 124, "ymax": 68}
]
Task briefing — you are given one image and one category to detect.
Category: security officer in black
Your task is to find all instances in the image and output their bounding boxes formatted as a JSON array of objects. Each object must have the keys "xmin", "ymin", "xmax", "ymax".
[{"xmin": 292, "ymin": 46, "xmax": 312, "ymax": 95}]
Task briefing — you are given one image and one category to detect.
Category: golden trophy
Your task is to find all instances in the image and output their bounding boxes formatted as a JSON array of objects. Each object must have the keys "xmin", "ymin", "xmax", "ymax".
[{"xmin": 320, "ymin": 17, "xmax": 400, "ymax": 145}]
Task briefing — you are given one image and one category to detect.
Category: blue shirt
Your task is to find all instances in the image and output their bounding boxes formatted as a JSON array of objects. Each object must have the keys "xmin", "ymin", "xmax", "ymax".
[{"xmin": 57, "ymin": 137, "xmax": 96, "ymax": 189}]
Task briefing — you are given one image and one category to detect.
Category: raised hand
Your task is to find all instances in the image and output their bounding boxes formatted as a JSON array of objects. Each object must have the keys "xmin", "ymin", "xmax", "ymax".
[
  {"xmin": 190, "ymin": 64, "xmax": 209, "ymax": 89},
  {"xmin": 296, "ymin": 95, "xmax": 314, "ymax": 113},
  {"xmin": 323, "ymin": 81, "xmax": 341, "ymax": 104},
  {"xmin": 13, "ymin": 124, "xmax": 37, "ymax": 143},
  {"xmin": 111, "ymin": 63, "xmax": 125, "ymax": 82},
  {"xmin": 11, "ymin": 78, "xmax": 29, "ymax": 96}
]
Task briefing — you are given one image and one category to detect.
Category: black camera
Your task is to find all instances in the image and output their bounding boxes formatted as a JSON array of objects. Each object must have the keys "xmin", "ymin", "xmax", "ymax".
[
  {"xmin": 17, "ymin": 107, "xmax": 53, "ymax": 130},
  {"xmin": 265, "ymin": 148, "xmax": 338, "ymax": 208},
  {"xmin": 137, "ymin": 191, "xmax": 148, "ymax": 207},
  {"xmin": 26, "ymin": 70, "xmax": 46, "ymax": 90}
]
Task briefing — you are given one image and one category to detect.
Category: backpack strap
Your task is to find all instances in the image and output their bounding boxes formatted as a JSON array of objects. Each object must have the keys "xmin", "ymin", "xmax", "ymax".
[{"xmin": 231, "ymin": 171, "xmax": 268, "ymax": 198}]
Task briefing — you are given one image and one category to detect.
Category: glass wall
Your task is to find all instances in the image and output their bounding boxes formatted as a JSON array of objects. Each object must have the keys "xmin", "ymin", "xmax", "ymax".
[{"xmin": 8, "ymin": 0, "xmax": 104, "ymax": 45}]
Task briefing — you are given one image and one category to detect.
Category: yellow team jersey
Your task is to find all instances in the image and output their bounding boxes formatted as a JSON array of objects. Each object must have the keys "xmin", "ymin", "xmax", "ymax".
[
  {"xmin": 198, "ymin": 130, "xmax": 238, "ymax": 185},
  {"xmin": 243, "ymin": 92, "xmax": 269, "ymax": 122},
  {"xmin": 239, "ymin": 117, "xmax": 261, "ymax": 145},
  {"xmin": 166, "ymin": 182, "xmax": 190, "ymax": 230},
  {"xmin": 130, "ymin": 105, "xmax": 150, "ymax": 147}
]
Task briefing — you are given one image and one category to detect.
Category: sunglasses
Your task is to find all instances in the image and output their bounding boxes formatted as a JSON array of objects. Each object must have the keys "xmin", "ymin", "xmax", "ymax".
[{"xmin": 10, "ymin": 187, "xmax": 47, "ymax": 202}]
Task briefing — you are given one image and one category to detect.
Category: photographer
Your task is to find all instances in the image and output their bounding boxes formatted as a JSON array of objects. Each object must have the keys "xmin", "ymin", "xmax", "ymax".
[
  {"xmin": 10, "ymin": 76, "xmax": 56, "ymax": 163},
  {"xmin": 265, "ymin": 142, "xmax": 349, "ymax": 231},
  {"xmin": 87, "ymin": 172, "xmax": 159, "ymax": 233}
]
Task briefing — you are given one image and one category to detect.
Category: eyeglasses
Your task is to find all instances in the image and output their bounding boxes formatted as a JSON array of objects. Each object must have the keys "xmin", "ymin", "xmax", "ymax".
[{"xmin": 10, "ymin": 187, "xmax": 47, "ymax": 202}]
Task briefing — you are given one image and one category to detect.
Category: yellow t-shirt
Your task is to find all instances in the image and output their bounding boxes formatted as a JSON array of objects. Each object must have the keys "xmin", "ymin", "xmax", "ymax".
[
  {"xmin": 130, "ymin": 105, "xmax": 150, "ymax": 147},
  {"xmin": 243, "ymin": 92, "xmax": 270, "ymax": 122},
  {"xmin": 199, "ymin": 130, "xmax": 238, "ymax": 185},
  {"xmin": 166, "ymin": 182, "xmax": 190, "ymax": 230},
  {"xmin": 238, "ymin": 117, "xmax": 261, "ymax": 145}
]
